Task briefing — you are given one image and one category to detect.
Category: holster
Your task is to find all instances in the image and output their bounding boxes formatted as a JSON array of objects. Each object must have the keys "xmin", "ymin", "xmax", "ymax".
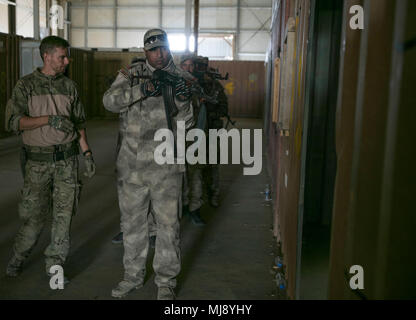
[{"xmin": 20, "ymin": 147, "xmax": 28, "ymax": 179}]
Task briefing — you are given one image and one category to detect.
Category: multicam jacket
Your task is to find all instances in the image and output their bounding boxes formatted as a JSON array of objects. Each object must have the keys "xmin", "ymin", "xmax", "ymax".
[
  {"xmin": 5, "ymin": 68, "xmax": 86, "ymax": 146},
  {"xmin": 103, "ymin": 58, "xmax": 194, "ymax": 184}
]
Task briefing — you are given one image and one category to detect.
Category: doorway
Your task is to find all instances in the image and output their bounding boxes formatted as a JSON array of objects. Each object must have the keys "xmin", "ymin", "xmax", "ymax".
[{"xmin": 297, "ymin": 0, "xmax": 343, "ymax": 299}]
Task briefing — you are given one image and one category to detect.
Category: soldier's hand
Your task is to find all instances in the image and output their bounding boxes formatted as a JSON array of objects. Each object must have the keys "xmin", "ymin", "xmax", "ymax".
[
  {"xmin": 83, "ymin": 154, "xmax": 96, "ymax": 178},
  {"xmin": 175, "ymin": 79, "xmax": 192, "ymax": 101},
  {"xmin": 48, "ymin": 115, "xmax": 74, "ymax": 134},
  {"xmin": 142, "ymin": 79, "xmax": 161, "ymax": 97}
]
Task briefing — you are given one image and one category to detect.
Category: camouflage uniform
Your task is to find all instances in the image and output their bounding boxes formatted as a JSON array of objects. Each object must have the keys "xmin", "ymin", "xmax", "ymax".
[
  {"xmin": 202, "ymin": 77, "xmax": 228, "ymax": 206},
  {"xmin": 5, "ymin": 68, "xmax": 85, "ymax": 274},
  {"xmin": 186, "ymin": 95, "xmax": 207, "ymax": 212},
  {"xmin": 103, "ymin": 58, "xmax": 194, "ymax": 289}
]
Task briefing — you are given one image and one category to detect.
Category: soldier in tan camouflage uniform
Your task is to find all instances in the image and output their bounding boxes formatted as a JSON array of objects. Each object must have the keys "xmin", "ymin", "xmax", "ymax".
[
  {"xmin": 179, "ymin": 54, "xmax": 207, "ymax": 226},
  {"xmin": 4, "ymin": 36, "xmax": 95, "ymax": 283},
  {"xmin": 103, "ymin": 29, "xmax": 194, "ymax": 300}
]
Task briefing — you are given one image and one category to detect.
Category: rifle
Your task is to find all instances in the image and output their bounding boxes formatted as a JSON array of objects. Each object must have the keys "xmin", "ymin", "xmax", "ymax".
[{"xmin": 133, "ymin": 69, "xmax": 218, "ymax": 105}]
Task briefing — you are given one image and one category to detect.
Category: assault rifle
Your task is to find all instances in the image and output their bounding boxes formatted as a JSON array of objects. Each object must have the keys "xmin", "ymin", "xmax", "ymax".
[{"xmin": 134, "ymin": 69, "xmax": 218, "ymax": 105}]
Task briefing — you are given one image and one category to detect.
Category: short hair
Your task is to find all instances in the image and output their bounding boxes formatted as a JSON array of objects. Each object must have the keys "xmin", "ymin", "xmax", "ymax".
[{"xmin": 39, "ymin": 36, "xmax": 70, "ymax": 61}]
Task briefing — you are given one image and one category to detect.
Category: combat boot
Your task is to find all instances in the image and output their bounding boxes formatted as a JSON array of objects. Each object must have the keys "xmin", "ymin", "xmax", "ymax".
[
  {"xmin": 157, "ymin": 286, "xmax": 176, "ymax": 300},
  {"xmin": 189, "ymin": 208, "xmax": 206, "ymax": 226},
  {"xmin": 112, "ymin": 232, "xmax": 123, "ymax": 244},
  {"xmin": 210, "ymin": 196, "xmax": 220, "ymax": 208},
  {"xmin": 6, "ymin": 256, "xmax": 24, "ymax": 277},
  {"xmin": 111, "ymin": 280, "xmax": 143, "ymax": 298}
]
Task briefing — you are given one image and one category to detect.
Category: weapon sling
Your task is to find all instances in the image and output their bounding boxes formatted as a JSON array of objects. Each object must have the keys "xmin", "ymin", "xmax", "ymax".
[{"xmin": 161, "ymin": 84, "xmax": 178, "ymax": 158}]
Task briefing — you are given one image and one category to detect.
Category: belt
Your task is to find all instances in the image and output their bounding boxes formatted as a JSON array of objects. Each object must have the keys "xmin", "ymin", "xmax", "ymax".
[{"xmin": 26, "ymin": 144, "xmax": 79, "ymax": 163}]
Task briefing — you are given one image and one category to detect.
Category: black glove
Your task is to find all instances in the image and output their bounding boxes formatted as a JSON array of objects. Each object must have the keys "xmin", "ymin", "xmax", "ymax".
[
  {"xmin": 48, "ymin": 115, "xmax": 74, "ymax": 134},
  {"xmin": 83, "ymin": 153, "xmax": 96, "ymax": 178},
  {"xmin": 175, "ymin": 78, "xmax": 193, "ymax": 101},
  {"xmin": 142, "ymin": 79, "xmax": 162, "ymax": 97}
]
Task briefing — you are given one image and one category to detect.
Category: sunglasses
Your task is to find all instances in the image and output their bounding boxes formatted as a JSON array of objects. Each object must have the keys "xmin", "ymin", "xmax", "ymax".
[{"xmin": 145, "ymin": 34, "xmax": 167, "ymax": 45}]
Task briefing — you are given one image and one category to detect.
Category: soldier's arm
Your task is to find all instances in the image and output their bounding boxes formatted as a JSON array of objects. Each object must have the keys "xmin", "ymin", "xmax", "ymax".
[
  {"xmin": 102, "ymin": 72, "xmax": 144, "ymax": 113},
  {"xmin": 5, "ymin": 81, "xmax": 31, "ymax": 133},
  {"xmin": 78, "ymin": 129, "xmax": 92, "ymax": 155},
  {"xmin": 19, "ymin": 116, "xmax": 49, "ymax": 130},
  {"xmin": 69, "ymin": 83, "xmax": 92, "ymax": 154}
]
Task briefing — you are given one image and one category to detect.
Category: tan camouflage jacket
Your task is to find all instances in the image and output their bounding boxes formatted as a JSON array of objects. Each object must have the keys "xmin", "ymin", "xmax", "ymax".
[
  {"xmin": 103, "ymin": 58, "xmax": 194, "ymax": 183},
  {"xmin": 5, "ymin": 68, "xmax": 86, "ymax": 147}
]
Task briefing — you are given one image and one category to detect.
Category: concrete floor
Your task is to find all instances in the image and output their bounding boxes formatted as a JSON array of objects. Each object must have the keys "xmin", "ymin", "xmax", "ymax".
[{"xmin": 0, "ymin": 118, "xmax": 281, "ymax": 300}]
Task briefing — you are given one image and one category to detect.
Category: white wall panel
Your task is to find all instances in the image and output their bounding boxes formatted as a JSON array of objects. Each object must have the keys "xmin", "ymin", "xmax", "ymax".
[
  {"xmin": 200, "ymin": 0, "xmax": 237, "ymax": 6},
  {"xmin": 118, "ymin": 8, "xmax": 159, "ymax": 28},
  {"xmin": 71, "ymin": 29, "xmax": 85, "ymax": 47},
  {"xmin": 0, "ymin": 3, "xmax": 8, "ymax": 34},
  {"xmin": 240, "ymin": 8, "xmax": 271, "ymax": 29},
  {"xmin": 199, "ymin": 8, "xmax": 236, "ymax": 29},
  {"xmin": 118, "ymin": 0, "xmax": 156, "ymax": 5},
  {"xmin": 163, "ymin": 0, "xmax": 186, "ymax": 5},
  {"xmin": 239, "ymin": 31, "xmax": 270, "ymax": 52},
  {"xmin": 72, "ymin": 8, "xmax": 85, "ymax": 27},
  {"xmin": 88, "ymin": 8, "xmax": 115, "ymax": 28},
  {"xmin": 88, "ymin": 0, "xmax": 115, "ymax": 5},
  {"xmin": 243, "ymin": 0, "xmax": 272, "ymax": 6},
  {"xmin": 88, "ymin": 30, "xmax": 114, "ymax": 48},
  {"xmin": 162, "ymin": 8, "xmax": 186, "ymax": 29},
  {"xmin": 116, "ymin": 30, "xmax": 145, "ymax": 48}
]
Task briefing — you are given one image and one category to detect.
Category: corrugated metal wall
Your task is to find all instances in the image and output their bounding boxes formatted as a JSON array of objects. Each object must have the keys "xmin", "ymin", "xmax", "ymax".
[
  {"xmin": 328, "ymin": 0, "xmax": 416, "ymax": 299},
  {"xmin": 265, "ymin": 0, "xmax": 310, "ymax": 299},
  {"xmin": 68, "ymin": 49, "xmax": 145, "ymax": 119},
  {"xmin": 210, "ymin": 60, "xmax": 265, "ymax": 118},
  {"xmin": 0, "ymin": 33, "xmax": 20, "ymax": 137},
  {"xmin": 67, "ymin": 52, "xmax": 265, "ymax": 120}
]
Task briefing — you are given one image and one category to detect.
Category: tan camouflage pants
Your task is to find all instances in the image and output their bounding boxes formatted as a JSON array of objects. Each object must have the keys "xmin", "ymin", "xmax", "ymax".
[
  {"xmin": 118, "ymin": 172, "xmax": 182, "ymax": 288},
  {"xmin": 188, "ymin": 165, "xmax": 204, "ymax": 212},
  {"xmin": 206, "ymin": 164, "xmax": 220, "ymax": 200},
  {"xmin": 13, "ymin": 157, "xmax": 80, "ymax": 274}
]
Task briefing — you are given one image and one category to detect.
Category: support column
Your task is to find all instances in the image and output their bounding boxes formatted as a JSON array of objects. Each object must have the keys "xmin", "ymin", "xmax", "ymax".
[
  {"xmin": 235, "ymin": 0, "xmax": 241, "ymax": 60},
  {"xmin": 193, "ymin": 0, "xmax": 199, "ymax": 53},
  {"xmin": 159, "ymin": 0, "xmax": 163, "ymax": 28},
  {"xmin": 114, "ymin": 0, "xmax": 117, "ymax": 48},
  {"xmin": 33, "ymin": 0, "xmax": 40, "ymax": 40},
  {"xmin": 8, "ymin": 0, "xmax": 16, "ymax": 35},
  {"xmin": 185, "ymin": 0, "xmax": 192, "ymax": 52},
  {"xmin": 84, "ymin": 0, "xmax": 88, "ymax": 47}
]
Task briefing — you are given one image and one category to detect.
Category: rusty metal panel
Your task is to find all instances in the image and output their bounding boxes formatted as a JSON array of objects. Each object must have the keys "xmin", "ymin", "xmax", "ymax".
[
  {"xmin": 68, "ymin": 48, "xmax": 95, "ymax": 119},
  {"xmin": 92, "ymin": 51, "xmax": 145, "ymax": 119},
  {"xmin": 0, "ymin": 33, "xmax": 20, "ymax": 137},
  {"xmin": 209, "ymin": 60, "xmax": 265, "ymax": 118},
  {"xmin": 266, "ymin": 0, "xmax": 312, "ymax": 299}
]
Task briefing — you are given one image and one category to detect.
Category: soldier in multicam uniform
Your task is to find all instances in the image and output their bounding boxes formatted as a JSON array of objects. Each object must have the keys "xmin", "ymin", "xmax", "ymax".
[
  {"xmin": 103, "ymin": 29, "xmax": 194, "ymax": 300},
  {"xmin": 193, "ymin": 56, "xmax": 229, "ymax": 209},
  {"xmin": 4, "ymin": 36, "xmax": 96, "ymax": 283}
]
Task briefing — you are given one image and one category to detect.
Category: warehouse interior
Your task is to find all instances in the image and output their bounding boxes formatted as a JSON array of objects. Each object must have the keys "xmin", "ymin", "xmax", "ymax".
[{"xmin": 0, "ymin": 0, "xmax": 415, "ymax": 300}]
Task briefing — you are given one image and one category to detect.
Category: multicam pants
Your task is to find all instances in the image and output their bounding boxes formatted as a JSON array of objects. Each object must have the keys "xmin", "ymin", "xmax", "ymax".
[
  {"xmin": 13, "ymin": 156, "xmax": 80, "ymax": 274},
  {"xmin": 117, "ymin": 171, "xmax": 182, "ymax": 288}
]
